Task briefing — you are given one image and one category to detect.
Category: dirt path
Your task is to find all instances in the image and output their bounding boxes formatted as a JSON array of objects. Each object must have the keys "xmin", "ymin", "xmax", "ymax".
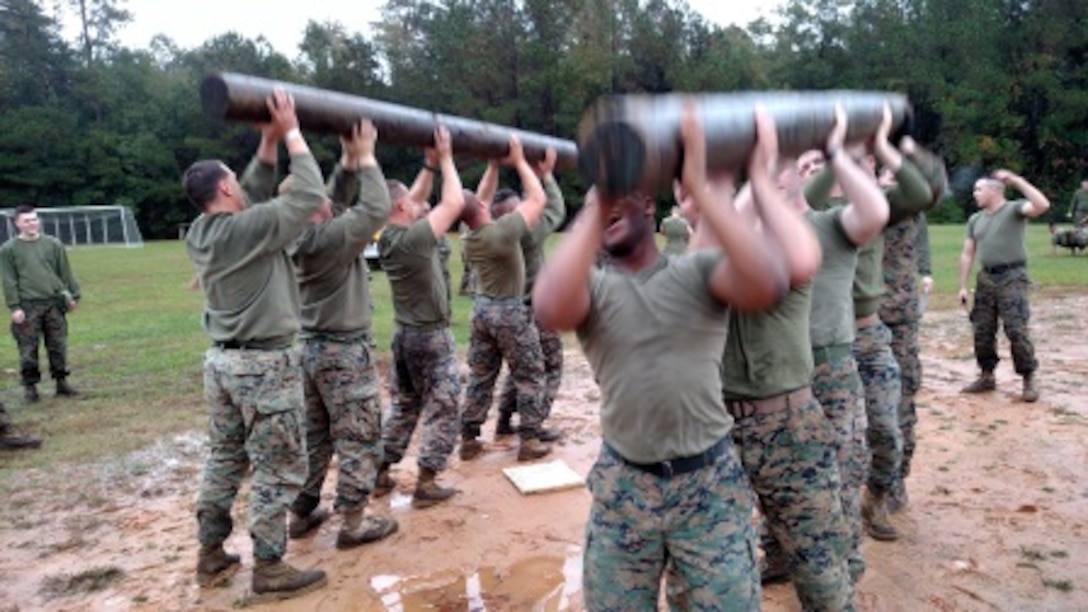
[{"xmin": 1, "ymin": 294, "xmax": 1086, "ymax": 611}]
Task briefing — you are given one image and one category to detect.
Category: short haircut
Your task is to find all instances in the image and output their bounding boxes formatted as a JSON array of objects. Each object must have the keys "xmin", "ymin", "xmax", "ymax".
[
  {"xmin": 979, "ymin": 177, "xmax": 1004, "ymax": 191},
  {"xmin": 183, "ymin": 160, "xmax": 228, "ymax": 210},
  {"xmin": 13, "ymin": 204, "xmax": 35, "ymax": 218},
  {"xmin": 386, "ymin": 180, "xmax": 408, "ymax": 203},
  {"xmin": 489, "ymin": 188, "xmax": 518, "ymax": 215}
]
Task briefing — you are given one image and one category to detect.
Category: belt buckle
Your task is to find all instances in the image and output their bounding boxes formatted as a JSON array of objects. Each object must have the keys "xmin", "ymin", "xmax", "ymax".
[{"xmin": 660, "ymin": 460, "xmax": 674, "ymax": 478}]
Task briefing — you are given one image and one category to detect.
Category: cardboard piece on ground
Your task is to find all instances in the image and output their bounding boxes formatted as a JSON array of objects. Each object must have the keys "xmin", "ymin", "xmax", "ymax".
[{"xmin": 502, "ymin": 459, "xmax": 585, "ymax": 495}]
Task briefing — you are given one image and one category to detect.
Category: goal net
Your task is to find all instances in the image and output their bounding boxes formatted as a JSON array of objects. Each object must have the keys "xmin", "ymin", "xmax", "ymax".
[{"xmin": 0, "ymin": 205, "xmax": 144, "ymax": 248}]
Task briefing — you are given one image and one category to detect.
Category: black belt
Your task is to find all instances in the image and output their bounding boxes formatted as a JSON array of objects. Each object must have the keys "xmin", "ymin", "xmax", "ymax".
[
  {"xmin": 213, "ymin": 339, "xmax": 290, "ymax": 351},
  {"xmin": 984, "ymin": 260, "xmax": 1025, "ymax": 275},
  {"xmin": 604, "ymin": 436, "xmax": 730, "ymax": 478}
]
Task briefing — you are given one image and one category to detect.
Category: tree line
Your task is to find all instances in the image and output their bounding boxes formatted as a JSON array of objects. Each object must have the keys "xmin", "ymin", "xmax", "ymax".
[{"xmin": 2, "ymin": 0, "xmax": 1086, "ymax": 238}]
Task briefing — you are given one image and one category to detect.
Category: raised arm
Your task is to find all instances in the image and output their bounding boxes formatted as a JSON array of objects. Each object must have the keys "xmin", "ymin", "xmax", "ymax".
[
  {"xmin": 526, "ymin": 149, "xmax": 565, "ymax": 245},
  {"xmin": 679, "ymin": 103, "xmax": 788, "ymax": 310},
  {"xmin": 407, "ymin": 148, "xmax": 438, "ymax": 205},
  {"xmin": 746, "ymin": 109, "xmax": 821, "ymax": 287},
  {"xmin": 508, "ymin": 136, "xmax": 547, "ymax": 229},
  {"xmin": 995, "ymin": 170, "xmax": 1051, "ymax": 218},
  {"xmin": 240, "ymin": 125, "xmax": 280, "ymax": 204},
  {"xmin": 328, "ymin": 119, "xmax": 392, "ymax": 254},
  {"xmin": 532, "ymin": 189, "xmax": 603, "ymax": 331},
  {"xmin": 828, "ymin": 105, "xmax": 890, "ymax": 246},
  {"xmin": 476, "ymin": 159, "xmax": 500, "ymax": 207},
  {"xmin": 426, "ymin": 125, "xmax": 465, "ymax": 238}
]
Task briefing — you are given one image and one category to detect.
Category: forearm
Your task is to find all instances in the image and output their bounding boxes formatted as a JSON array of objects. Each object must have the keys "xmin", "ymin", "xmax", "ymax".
[
  {"xmin": 958, "ymin": 253, "xmax": 973, "ymax": 290},
  {"xmin": 533, "ymin": 209, "xmax": 601, "ymax": 331},
  {"xmin": 476, "ymin": 161, "xmax": 499, "ymax": 204},
  {"xmin": 241, "ymin": 156, "xmax": 277, "ymax": 203},
  {"xmin": 1013, "ymin": 177, "xmax": 1050, "ymax": 217},
  {"xmin": 804, "ymin": 167, "xmax": 836, "ymax": 210},
  {"xmin": 407, "ymin": 166, "xmax": 435, "ymax": 204},
  {"xmin": 751, "ymin": 173, "xmax": 820, "ymax": 286},
  {"xmin": 326, "ymin": 164, "xmax": 359, "ymax": 210},
  {"xmin": 516, "ymin": 160, "xmax": 547, "ymax": 227},
  {"xmin": 529, "ymin": 175, "xmax": 566, "ymax": 242},
  {"xmin": 699, "ymin": 186, "xmax": 787, "ymax": 292}
]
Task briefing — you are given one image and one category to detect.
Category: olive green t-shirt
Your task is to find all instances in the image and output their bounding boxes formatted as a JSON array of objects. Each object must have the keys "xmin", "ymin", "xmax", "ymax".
[
  {"xmin": 967, "ymin": 200, "xmax": 1029, "ymax": 269},
  {"xmin": 807, "ymin": 207, "xmax": 858, "ymax": 348},
  {"xmin": 0, "ymin": 235, "xmax": 81, "ymax": 310},
  {"xmin": 380, "ymin": 219, "xmax": 448, "ymax": 328},
  {"xmin": 1068, "ymin": 189, "xmax": 1088, "ymax": 225},
  {"xmin": 576, "ymin": 251, "xmax": 732, "ymax": 464},
  {"xmin": 294, "ymin": 166, "xmax": 390, "ymax": 336},
  {"xmin": 464, "ymin": 212, "xmax": 528, "ymax": 299},
  {"xmin": 722, "ymin": 282, "xmax": 813, "ymax": 400},
  {"xmin": 187, "ymin": 153, "xmax": 326, "ymax": 343},
  {"xmin": 661, "ymin": 216, "xmax": 691, "ymax": 256}
]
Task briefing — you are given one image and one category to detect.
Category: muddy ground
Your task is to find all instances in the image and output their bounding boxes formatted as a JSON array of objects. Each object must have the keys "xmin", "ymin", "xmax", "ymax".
[{"xmin": 1, "ymin": 293, "xmax": 1086, "ymax": 611}]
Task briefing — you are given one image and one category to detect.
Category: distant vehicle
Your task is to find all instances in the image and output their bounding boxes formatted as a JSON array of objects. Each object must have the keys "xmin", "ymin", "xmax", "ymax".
[{"xmin": 365, "ymin": 229, "xmax": 382, "ymax": 270}]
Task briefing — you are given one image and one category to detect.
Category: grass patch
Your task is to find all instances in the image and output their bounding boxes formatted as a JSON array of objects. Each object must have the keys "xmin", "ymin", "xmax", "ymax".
[
  {"xmin": 1020, "ymin": 546, "xmax": 1048, "ymax": 562},
  {"xmin": 1043, "ymin": 579, "xmax": 1074, "ymax": 592},
  {"xmin": 0, "ymin": 226, "xmax": 1084, "ymax": 478},
  {"xmin": 39, "ymin": 566, "xmax": 124, "ymax": 599}
]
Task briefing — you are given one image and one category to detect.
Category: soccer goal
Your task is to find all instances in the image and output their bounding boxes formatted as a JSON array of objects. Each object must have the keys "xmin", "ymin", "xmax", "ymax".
[{"xmin": 0, "ymin": 205, "xmax": 144, "ymax": 248}]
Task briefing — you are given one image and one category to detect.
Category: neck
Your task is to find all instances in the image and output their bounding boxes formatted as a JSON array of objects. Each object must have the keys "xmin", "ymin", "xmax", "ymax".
[
  {"xmin": 613, "ymin": 237, "xmax": 661, "ymax": 272},
  {"xmin": 18, "ymin": 231, "xmax": 39, "ymax": 240}
]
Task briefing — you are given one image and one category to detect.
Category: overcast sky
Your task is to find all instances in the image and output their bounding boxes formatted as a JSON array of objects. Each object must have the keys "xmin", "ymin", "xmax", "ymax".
[{"xmin": 51, "ymin": 1, "xmax": 781, "ymax": 56}]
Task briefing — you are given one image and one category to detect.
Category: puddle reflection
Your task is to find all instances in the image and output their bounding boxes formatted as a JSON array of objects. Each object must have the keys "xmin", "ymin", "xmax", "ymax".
[{"xmin": 371, "ymin": 546, "xmax": 583, "ymax": 611}]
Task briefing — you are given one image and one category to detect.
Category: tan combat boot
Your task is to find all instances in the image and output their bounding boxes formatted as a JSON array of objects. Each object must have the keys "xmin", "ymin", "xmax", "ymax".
[
  {"xmin": 960, "ymin": 371, "xmax": 996, "ymax": 393},
  {"xmin": 517, "ymin": 437, "xmax": 552, "ymax": 462},
  {"xmin": 335, "ymin": 510, "xmax": 399, "ymax": 550},
  {"xmin": 412, "ymin": 467, "xmax": 458, "ymax": 509},
  {"xmin": 459, "ymin": 437, "xmax": 484, "ymax": 461},
  {"xmin": 373, "ymin": 464, "xmax": 396, "ymax": 498},
  {"xmin": 1022, "ymin": 374, "xmax": 1039, "ymax": 403},
  {"xmin": 250, "ymin": 558, "xmax": 327, "ymax": 602},
  {"xmin": 887, "ymin": 480, "xmax": 909, "ymax": 514},
  {"xmin": 861, "ymin": 489, "xmax": 899, "ymax": 541},
  {"xmin": 195, "ymin": 544, "xmax": 240, "ymax": 587},
  {"xmin": 288, "ymin": 507, "xmax": 330, "ymax": 540}
]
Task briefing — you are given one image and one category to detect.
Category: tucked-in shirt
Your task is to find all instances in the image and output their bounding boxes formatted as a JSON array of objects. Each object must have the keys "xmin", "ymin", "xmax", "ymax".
[
  {"xmin": 807, "ymin": 207, "xmax": 858, "ymax": 348},
  {"xmin": 0, "ymin": 235, "xmax": 81, "ymax": 309},
  {"xmin": 967, "ymin": 200, "xmax": 1029, "ymax": 269},
  {"xmin": 465, "ymin": 213, "xmax": 529, "ymax": 299},
  {"xmin": 294, "ymin": 165, "xmax": 390, "ymax": 336},
  {"xmin": 577, "ymin": 251, "xmax": 732, "ymax": 464},
  {"xmin": 186, "ymin": 153, "xmax": 326, "ymax": 343},
  {"xmin": 380, "ymin": 219, "xmax": 449, "ymax": 328}
]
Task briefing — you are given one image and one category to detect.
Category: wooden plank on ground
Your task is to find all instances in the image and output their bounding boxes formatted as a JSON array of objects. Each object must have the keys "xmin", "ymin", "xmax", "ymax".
[{"xmin": 502, "ymin": 460, "xmax": 585, "ymax": 495}]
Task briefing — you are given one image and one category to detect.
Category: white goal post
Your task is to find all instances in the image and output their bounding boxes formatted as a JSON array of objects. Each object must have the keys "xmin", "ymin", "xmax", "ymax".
[{"xmin": 0, "ymin": 205, "xmax": 144, "ymax": 248}]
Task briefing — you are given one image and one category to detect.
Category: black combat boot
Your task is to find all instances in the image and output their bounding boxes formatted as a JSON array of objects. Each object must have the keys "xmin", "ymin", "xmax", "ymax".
[
  {"xmin": 24, "ymin": 385, "xmax": 39, "ymax": 403},
  {"xmin": 55, "ymin": 379, "xmax": 80, "ymax": 397}
]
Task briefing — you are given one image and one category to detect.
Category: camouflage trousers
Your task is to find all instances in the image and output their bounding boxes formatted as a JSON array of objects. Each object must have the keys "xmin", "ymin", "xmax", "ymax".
[
  {"xmin": 811, "ymin": 347, "xmax": 868, "ymax": 582},
  {"xmin": 11, "ymin": 299, "xmax": 70, "ymax": 386},
  {"xmin": 291, "ymin": 335, "xmax": 382, "ymax": 518},
  {"xmin": 462, "ymin": 299, "xmax": 545, "ymax": 440},
  {"xmin": 382, "ymin": 326, "xmax": 461, "ymax": 473},
  {"xmin": 971, "ymin": 268, "xmax": 1037, "ymax": 375},
  {"xmin": 497, "ymin": 322, "xmax": 562, "ymax": 421},
  {"xmin": 730, "ymin": 393, "xmax": 854, "ymax": 611},
  {"xmin": 584, "ymin": 441, "xmax": 760, "ymax": 611},
  {"xmin": 885, "ymin": 319, "xmax": 920, "ymax": 480},
  {"xmin": 852, "ymin": 321, "xmax": 903, "ymax": 494},
  {"xmin": 197, "ymin": 347, "xmax": 306, "ymax": 561}
]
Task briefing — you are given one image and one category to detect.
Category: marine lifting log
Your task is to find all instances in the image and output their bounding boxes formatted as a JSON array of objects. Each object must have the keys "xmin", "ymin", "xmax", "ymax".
[
  {"xmin": 577, "ymin": 91, "xmax": 911, "ymax": 198},
  {"xmin": 200, "ymin": 72, "xmax": 579, "ymax": 170}
]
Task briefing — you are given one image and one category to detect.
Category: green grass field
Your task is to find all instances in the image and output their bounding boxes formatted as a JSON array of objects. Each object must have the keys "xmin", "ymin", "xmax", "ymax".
[{"xmin": 0, "ymin": 225, "xmax": 1084, "ymax": 472}]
